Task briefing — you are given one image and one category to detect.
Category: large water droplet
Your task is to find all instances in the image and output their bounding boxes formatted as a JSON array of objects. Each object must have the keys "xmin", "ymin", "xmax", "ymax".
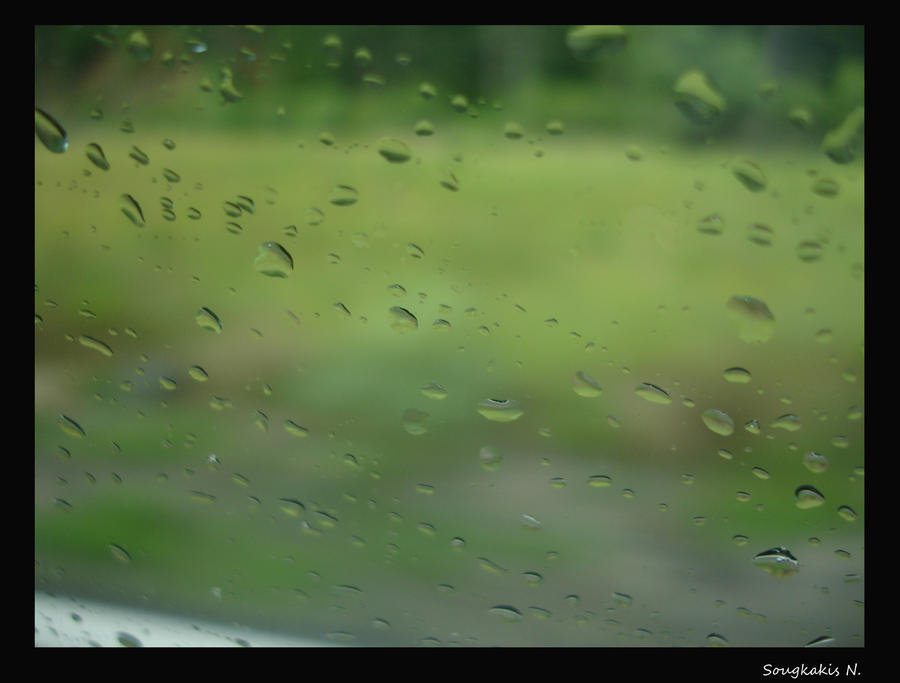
[
  {"xmin": 329, "ymin": 185, "xmax": 358, "ymax": 206},
  {"xmin": 673, "ymin": 69, "xmax": 726, "ymax": 124},
  {"xmin": 421, "ymin": 382, "xmax": 448, "ymax": 400},
  {"xmin": 388, "ymin": 306, "xmax": 418, "ymax": 333},
  {"xmin": 822, "ymin": 106, "xmax": 864, "ymax": 164},
  {"xmin": 803, "ymin": 451, "xmax": 828, "ymax": 473},
  {"xmin": 78, "ymin": 335, "xmax": 113, "ymax": 357},
  {"xmin": 701, "ymin": 409, "xmax": 734, "ymax": 436},
  {"xmin": 565, "ymin": 25, "xmax": 627, "ymax": 60},
  {"xmin": 35, "ymin": 108, "xmax": 68, "ymax": 153},
  {"xmin": 572, "ymin": 371, "xmax": 603, "ymax": 397},
  {"xmin": 477, "ymin": 399, "xmax": 524, "ymax": 422},
  {"xmin": 795, "ymin": 485, "xmax": 826, "ymax": 509},
  {"xmin": 489, "ymin": 605, "xmax": 523, "ymax": 622},
  {"xmin": 723, "ymin": 367, "xmax": 751, "ymax": 383},
  {"xmin": 732, "ymin": 159, "xmax": 768, "ymax": 192},
  {"xmin": 376, "ymin": 137, "xmax": 412, "ymax": 163},
  {"xmin": 254, "ymin": 242, "xmax": 293, "ymax": 277},
  {"xmin": 634, "ymin": 383, "xmax": 672, "ymax": 404},
  {"xmin": 85, "ymin": 143, "xmax": 110, "ymax": 170},
  {"xmin": 120, "ymin": 194, "xmax": 145, "ymax": 227},
  {"xmin": 58, "ymin": 414, "xmax": 86, "ymax": 439},
  {"xmin": 727, "ymin": 296, "xmax": 775, "ymax": 343},
  {"xmin": 479, "ymin": 446, "xmax": 503, "ymax": 471},
  {"xmin": 770, "ymin": 414, "xmax": 802, "ymax": 431},
  {"xmin": 753, "ymin": 547, "xmax": 800, "ymax": 578},
  {"xmin": 284, "ymin": 420, "xmax": 309, "ymax": 437},
  {"xmin": 402, "ymin": 409, "xmax": 429, "ymax": 436},
  {"xmin": 195, "ymin": 307, "xmax": 222, "ymax": 333}
]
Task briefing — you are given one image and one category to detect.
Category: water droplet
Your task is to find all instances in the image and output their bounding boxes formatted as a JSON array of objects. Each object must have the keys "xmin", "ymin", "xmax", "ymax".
[
  {"xmin": 573, "ymin": 370, "xmax": 603, "ymax": 397},
  {"xmin": 503, "ymin": 121, "xmax": 525, "ymax": 139},
  {"xmin": 588, "ymin": 475, "xmax": 612, "ymax": 488},
  {"xmin": 723, "ymin": 367, "xmax": 751, "ymax": 384},
  {"xmin": 158, "ymin": 376, "xmax": 177, "ymax": 391},
  {"xmin": 109, "ymin": 544, "xmax": 131, "ymax": 563},
  {"xmin": 477, "ymin": 399, "xmax": 524, "ymax": 422},
  {"xmin": 489, "ymin": 605, "xmax": 523, "ymax": 622},
  {"xmin": 421, "ymin": 382, "xmax": 448, "ymax": 400},
  {"xmin": 837, "ymin": 505, "xmax": 857, "ymax": 522},
  {"xmin": 803, "ymin": 451, "xmax": 828, "ymax": 473},
  {"xmin": 753, "ymin": 547, "xmax": 800, "ymax": 578},
  {"xmin": 85, "ymin": 143, "xmax": 109, "ymax": 170},
  {"xmin": 188, "ymin": 365, "xmax": 208, "ymax": 382},
  {"xmin": 697, "ymin": 213, "xmax": 725, "ymax": 235},
  {"xmin": 120, "ymin": 194, "xmax": 145, "ymax": 227},
  {"xmin": 727, "ymin": 296, "xmax": 775, "ymax": 343},
  {"xmin": 413, "ymin": 119, "xmax": 436, "ymax": 137},
  {"xmin": 811, "ymin": 177, "xmax": 840, "ymax": 197},
  {"xmin": 795, "ymin": 485, "xmax": 826, "ymax": 509},
  {"xmin": 35, "ymin": 108, "xmax": 68, "ymax": 153},
  {"xmin": 479, "ymin": 446, "xmax": 503, "ymax": 471},
  {"xmin": 117, "ymin": 632, "xmax": 143, "ymax": 647},
  {"xmin": 701, "ymin": 409, "xmax": 734, "ymax": 436},
  {"xmin": 673, "ymin": 69, "xmax": 726, "ymax": 124},
  {"xmin": 129, "ymin": 146, "xmax": 149, "ymax": 165},
  {"xmin": 747, "ymin": 223, "xmax": 774, "ymax": 246},
  {"xmin": 634, "ymin": 383, "xmax": 672, "ymax": 404},
  {"xmin": 402, "ymin": 409, "xmax": 429, "ymax": 436},
  {"xmin": 751, "ymin": 467, "xmax": 770, "ymax": 480},
  {"xmin": 278, "ymin": 498, "xmax": 305, "ymax": 517},
  {"xmin": 732, "ymin": 159, "xmax": 767, "ymax": 192},
  {"xmin": 565, "ymin": 25, "xmax": 627, "ymax": 60},
  {"xmin": 432, "ymin": 319, "xmax": 452, "ymax": 332},
  {"xmin": 162, "ymin": 168, "xmax": 180, "ymax": 183},
  {"xmin": 58, "ymin": 415, "xmax": 85, "ymax": 439},
  {"xmin": 376, "ymin": 137, "xmax": 412, "ymax": 163},
  {"xmin": 478, "ymin": 557, "xmax": 507, "ymax": 575},
  {"xmin": 78, "ymin": 335, "xmax": 113, "ymax": 357},
  {"xmin": 440, "ymin": 169, "xmax": 459, "ymax": 192},
  {"xmin": 771, "ymin": 414, "xmax": 802, "ymax": 431},
  {"xmin": 329, "ymin": 185, "xmax": 358, "ymax": 206},
  {"xmin": 822, "ymin": 106, "xmax": 864, "ymax": 164},
  {"xmin": 195, "ymin": 307, "xmax": 222, "ymax": 333},
  {"xmin": 254, "ymin": 242, "xmax": 293, "ymax": 278},
  {"xmin": 388, "ymin": 306, "xmax": 418, "ymax": 333},
  {"xmin": 284, "ymin": 420, "xmax": 309, "ymax": 437}
]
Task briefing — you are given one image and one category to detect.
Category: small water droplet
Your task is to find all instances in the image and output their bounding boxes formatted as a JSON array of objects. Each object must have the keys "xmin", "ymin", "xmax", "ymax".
[
  {"xmin": 188, "ymin": 365, "xmax": 209, "ymax": 382},
  {"xmin": 489, "ymin": 605, "xmax": 523, "ymax": 622},
  {"xmin": 117, "ymin": 632, "xmax": 143, "ymax": 647},
  {"xmin": 388, "ymin": 306, "xmax": 418, "ymax": 333},
  {"xmin": 771, "ymin": 414, "xmax": 802, "ymax": 432},
  {"xmin": 109, "ymin": 544, "xmax": 131, "ymax": 563},
  {"xmin": 588, "ymin": 475, "xmax": 612, "ymax": 488},
  {"xmin": 697, "ymin": 213, "xmax": 725, "ymax": 235}
]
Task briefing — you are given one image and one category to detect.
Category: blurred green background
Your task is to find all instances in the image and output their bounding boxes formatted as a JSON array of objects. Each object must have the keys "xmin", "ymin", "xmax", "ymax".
[{"xmin": 35, "ymin": 26, "xmax": 863, "ymax": 647}]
